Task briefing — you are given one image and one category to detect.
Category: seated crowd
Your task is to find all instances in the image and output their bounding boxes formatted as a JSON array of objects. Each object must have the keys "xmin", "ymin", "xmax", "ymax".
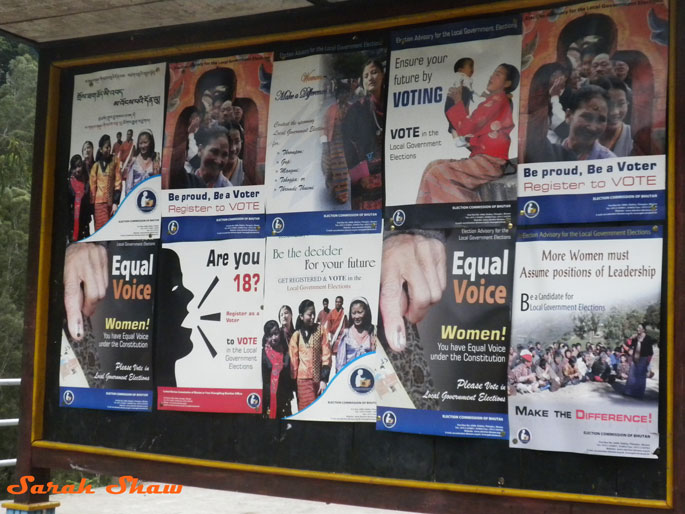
[{"xmin": 508, "ymin": 340, "xmax": 640, "ymax": 395}]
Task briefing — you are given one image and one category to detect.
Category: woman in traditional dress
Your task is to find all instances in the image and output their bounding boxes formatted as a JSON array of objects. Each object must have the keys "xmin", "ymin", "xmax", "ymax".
[
  {"xmin": 89, "ymin": 134, "xmax": 122, "ymax": 231},
  {"xmin": 261, "ymin": 320, "xmax": 294, "ymax": 419},
  {"xmin": 416, "ymin": 63, "xmax": 520, "ymax": 204},
  {"xmin": 123, "ymin": 129, "xmax": 161, "ymax": 195},
  {"xmin": 335, "ymin": 297, "xmax": 378, "ymax": 373},
  {"xmin": 289, "ymin": 299, "xmax": 331, "ymax": 411},
  {"xmin": 342, "ymin": 59, "xmax": 386, "ymax": 210},
  {"xmin": 67, "ymin": 154, "xmax": 92, "ymax": 242}
]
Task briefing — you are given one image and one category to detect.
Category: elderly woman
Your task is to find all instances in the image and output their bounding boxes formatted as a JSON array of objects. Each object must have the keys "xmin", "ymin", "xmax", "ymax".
[
  {"xmin": 342, "ymin": 59, "xmax": 386, "ymax": 210},
  {"xmin": 416, "ymin": 63, "xmax": 520, "ymax": 204},
  {"xmin": 560, "ymin": 85, "xmax": 615, "ymax": 160},
  {"xmin": 194, "ymin": 125, "xmax": 231, "ymax": 188}
]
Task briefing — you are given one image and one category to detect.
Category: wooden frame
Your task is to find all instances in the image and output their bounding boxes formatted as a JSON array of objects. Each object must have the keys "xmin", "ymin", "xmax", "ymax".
[{"xmin": 9, "ymin": 0, "xmax": 682, "ymax": 511}]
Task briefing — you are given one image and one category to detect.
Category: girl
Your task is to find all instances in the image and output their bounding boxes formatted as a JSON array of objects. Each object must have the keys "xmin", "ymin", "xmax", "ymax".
[
  {"xmin": 123, "ymin": 130, "xmax": 161, "ymax": 195},
  {"xmin": 67, "ymin": 154, "xmax": 92, "ymax": 242},
  {"xmin": 89, "ymin": 134, "xmax": 122, "ymax": 231},
  {"xmin": 278, "ymin": 305, "xmax": 295, "ymax": 344},
  {"xmin": 336, "ymin": 297, "xmax": 378, "ymax": 373},
  {"xmin": 289, "ymin": 299, "xmax": 332, "ymax": 411},
  {"xmin": 262, "ymin": 320, "xmax": 294, "ymax": 419}
]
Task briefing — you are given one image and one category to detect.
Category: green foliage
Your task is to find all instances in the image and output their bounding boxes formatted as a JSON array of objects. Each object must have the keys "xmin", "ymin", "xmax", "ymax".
[
  {"xmin": 572, "ymin": 312, "xmax": 600, "ymax": 340},
  {"xmin": 0, "ymin": 37, "xmax": 36, "ymax": 500},
  {"xmin": 0, "ymin": 53, "xmax": 38, "ymax": 192}
]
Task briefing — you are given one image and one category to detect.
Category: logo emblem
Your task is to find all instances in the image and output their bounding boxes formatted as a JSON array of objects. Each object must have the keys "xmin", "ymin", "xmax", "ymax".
[
  {"xmin": 349, "ymin": 367, "xmax": 374, "ymax": 394},
  {"xmin": 522, "ymin": 200, "xmax": 540, "ymax": 219},
  {"xmin": 167, "ymin": 220, "xmax": 179, "ymax": 235},
  {"xmin": 63, "ymin": 390, "xmax": 75, "ymax": 406},
  {"xmin": 517, "ymin": 428, "xmax": 531, "ymax": 444},
  {"xmin": 247, "ymin": 392, "xmax": 261, "ymax": 409},
  {"xmin": 381, "ymin": 410, "xmax": 397, "ymax": 429},
  {"xmin": 271, "ymin": 217, "xmax": 285, "ymax": 234},
  {"xmin": 392, "ymin": 209, "xmax": 406, "ymax": 227},
  {"xmin": 136, "ymin": 190, "xmax": 157, "ymax": 213}
]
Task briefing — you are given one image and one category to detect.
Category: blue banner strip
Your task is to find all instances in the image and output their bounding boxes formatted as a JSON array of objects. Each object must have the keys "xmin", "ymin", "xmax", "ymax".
[
  {"xmin": 59, "ymin": 387, "xmax": 152, "ymax": 411},
  {"xmin": 266, "ymin": 210, "xmax": 382, "ymax": 237},
  {"xmin": 376, "ymin": 407, "xmax": 508, "ymax": 439},
  {"xmin": 391, "ymin": 15, "xmax": 521, "ymax": 50},
  {"xmin": 518, "ymin": 191, "xmax": 665, "ymax": 225},
  {"xmin": 161, "ymin": 215, "xmax": 265, "ymax": 242},
  {"xmin": 517, "ymin": 224, "xmax": 662, "ymax": 242}
]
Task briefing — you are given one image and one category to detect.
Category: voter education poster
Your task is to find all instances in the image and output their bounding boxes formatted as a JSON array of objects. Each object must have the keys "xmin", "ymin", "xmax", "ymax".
[
  {"xmin": 60, "ymin": 240, "xmax": 157, "ymax": 411},
  {"xmin": 156, "ymin": 239, "xmax": 265, "ymax": 413},
  {"xmin": 377, "ymin": 226, "xmax": 514, "ymax": 439},
  {"xmin": 68, "ymin": 63, "xmax": 166, "ymax": 242},
  {"xmin": 517, "ymin": 0, "xmax": 668, "ymax": 225},
  {"xmin": 264, "ymin": 39, "xmax": 387, "ymax": 214},
  {"xmin": 262, "ymin": 211, "xmax": 384, "ymax": 422},
  {"xmin": 508, "ymin": 226, "xmax": 662, "ymax": 458},
  {"xmin": 384, "ymin": 17, "xmax": 521, "ymax": 229},
  {"xmin": 160, "ymin": 53, "xmax": 272, "ymax": 240}
]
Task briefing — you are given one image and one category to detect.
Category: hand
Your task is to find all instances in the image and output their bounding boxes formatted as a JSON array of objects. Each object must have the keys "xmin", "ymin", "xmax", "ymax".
[
  {"xmin": 317, "ymin": 380, "xmax": 326, "ymax": 395},
  {"xmin": 447, "ymin": 86, "xmax": 462, "ymax": 103},
  {"xmin": 110, "ymin": 203, "xmax": 118, "ymax": 216},
  {"xmin": 549, "ymin": 75, "xmax": 566, "ymax": 98},
  {"xmin": 380, "ymin": 234, "xmax": 446, "ymax": 352},
  {"xmin": 63, "ymin": 243, "xmax": 108, "ymax": 341}
]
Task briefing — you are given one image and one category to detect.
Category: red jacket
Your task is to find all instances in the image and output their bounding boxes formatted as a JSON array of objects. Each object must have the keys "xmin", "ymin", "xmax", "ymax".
[{"xmin": 446, "ymin": 92, "xmax": 514, "ymax": 160}]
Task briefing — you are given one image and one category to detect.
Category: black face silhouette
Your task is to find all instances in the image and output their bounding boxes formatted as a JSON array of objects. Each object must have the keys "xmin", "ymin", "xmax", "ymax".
[{"xmin": 156, "ymin": 248, "xmax": 194, "ymax": 387}]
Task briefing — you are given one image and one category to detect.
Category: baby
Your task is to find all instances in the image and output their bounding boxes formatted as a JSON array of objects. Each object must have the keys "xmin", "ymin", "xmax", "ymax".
[
  {"xmin": 452, "ymin": 57, "xmax": 474, "ymax": 97},
  {"xmin": 446, "ymin": 57, "xmax": 474, "ymax": 147}
]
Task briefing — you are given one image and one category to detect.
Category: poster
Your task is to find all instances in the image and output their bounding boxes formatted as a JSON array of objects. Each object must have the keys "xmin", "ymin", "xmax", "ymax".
[
  {"xmin": 262, "ymin": 211, "xmax": 384, "ymax": 422},
  {"xmin": 517, "ymin": 0, "xmax": 668, "ymax": 225},
  {"xmin": 60, "ymin": 240, "xmax": 157, "ymax": 411},
  {"xmin": 508, "ymin": 225, "xmax": 662, "ymax": 458},
  {"xmin": 384, "ymin": 17, "xmax": 522, "ymax": 229},
  {"xmin": 68, "ymin": 63, "xmax": 166, "ymax": 242},
  {"xmin": 161, "ymin": 53, "xmax": 272, "ymax": 240},
  {"xmin": 264, "ymin": 39, "xmax": 387, "ymax": 214},
  {"xmin": 376, "ymin": 226, "xmax": 514, "ymax": 439},
  {"xmin": 156, "ymin": 238, "xmax": 265, "ymax": 413}
]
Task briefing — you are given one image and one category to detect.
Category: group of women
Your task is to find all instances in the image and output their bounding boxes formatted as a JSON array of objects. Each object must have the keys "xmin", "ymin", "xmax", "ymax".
[
  {"xmin": 67, "ymin": 130, "xmax": 161, "ymax": 241},
  {"xmin": 261, "ymin": 297, "xmax": 378, "ymax": 419}
]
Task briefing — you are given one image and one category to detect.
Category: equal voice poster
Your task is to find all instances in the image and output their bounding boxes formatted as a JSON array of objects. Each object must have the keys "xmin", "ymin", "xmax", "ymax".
[
  {"xmin": 69, "ymin": 63, "xmax": 166, "ymax": 242},
  {"xmin": 60, "ymin": 240, "xmax": 156, "ymax": 411},
  {"xmin": 156, "ymin": 238, "xmax": 265, "ymax": 413},
  {"xmin": 377, "ymin": 226, "xmax": 514, "ymax": 439},
  {"xmin": 384, "ymin": 17, "xmax": 522, "ymax": 229},
  {"xmin": 508, "ymin": 226, "xmax": 662, "ymax": 458},
  {"xmin": 160, "ymin": 53, "xmax": 272, "ymax": 241},
  {"xmin": 264, "ymin": 38, "xmax": 387, "ymax": 214},
  {"xmin": 517, "ymin": 0, "xmax": 668, "ymax": 225},
  {"xmin": 262, "ymin": 211, "xmax": 384, "ymax": 422}
]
